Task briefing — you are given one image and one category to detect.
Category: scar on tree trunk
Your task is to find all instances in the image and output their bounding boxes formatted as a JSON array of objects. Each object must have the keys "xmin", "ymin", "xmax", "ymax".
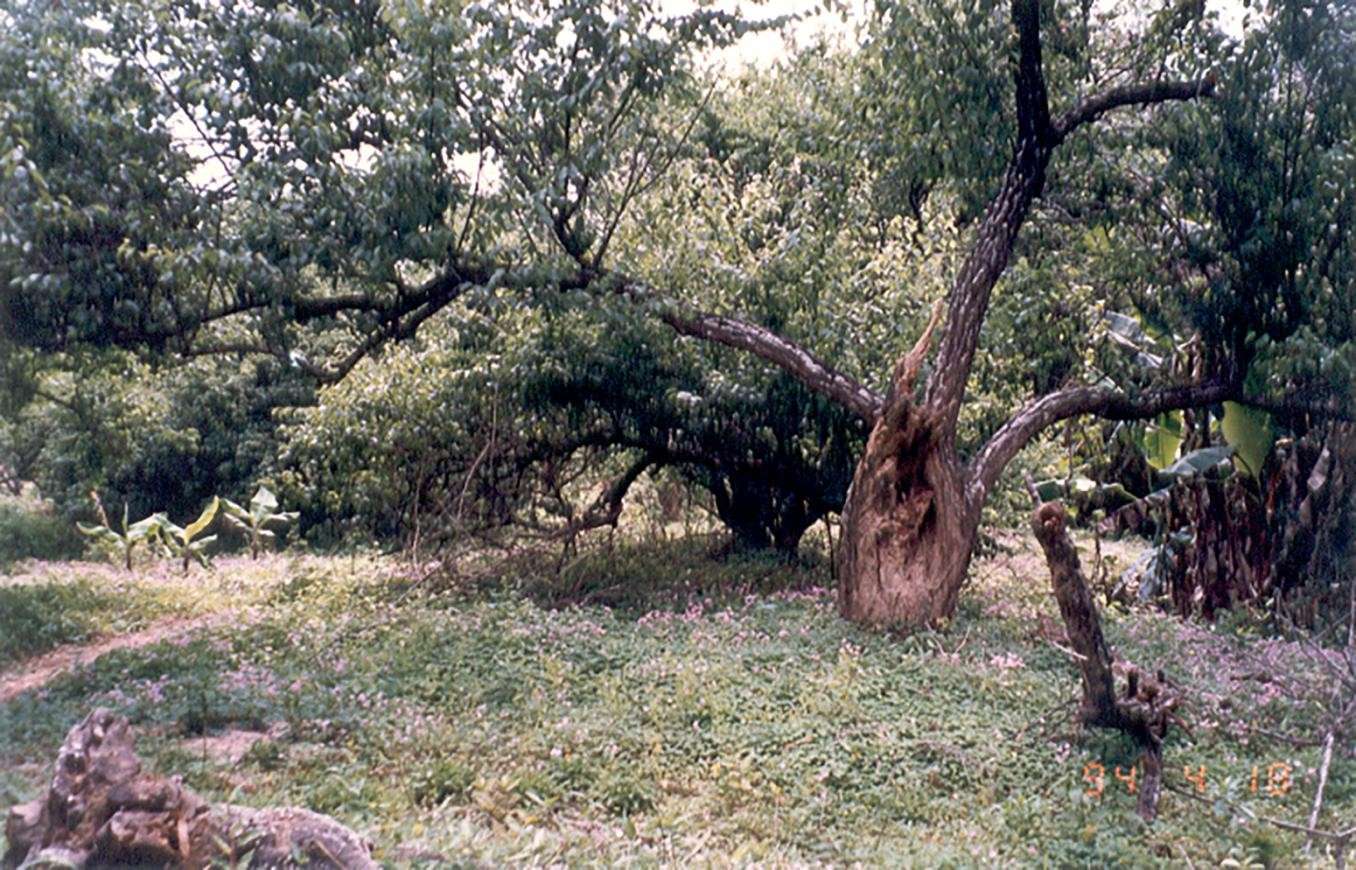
[
  {"xmin": 1031, "ymin": 500, "xmax": 1184, "ymax": 822},
  {"xmin": 836, "ymin": 303, "xmax": 977, "ymax": 630}
]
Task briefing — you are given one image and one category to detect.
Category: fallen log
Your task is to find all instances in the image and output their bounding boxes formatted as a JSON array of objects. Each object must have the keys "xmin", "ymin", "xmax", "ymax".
[
  {"xmin": 1031, "ymin": 501, "xmax": 1182, "ymax": 821},
  {"xmin": 4, "ymin": 708, "xmax": 377, "ymax": 869}
]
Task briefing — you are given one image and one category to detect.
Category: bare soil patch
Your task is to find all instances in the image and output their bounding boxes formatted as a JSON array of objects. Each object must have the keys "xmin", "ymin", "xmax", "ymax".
[
  {"xmin": 0, "ymin": 613, "xmax": 232, "ymax": 702},
  {"xmin": 180, "ymin": 723, "xmax": 288, "ymax": 766}
]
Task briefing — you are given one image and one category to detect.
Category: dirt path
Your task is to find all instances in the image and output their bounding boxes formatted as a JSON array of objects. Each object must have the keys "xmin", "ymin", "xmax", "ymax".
[{"xmin": 0, "ymin": 613, "xmax": 233, "ymax": 703}]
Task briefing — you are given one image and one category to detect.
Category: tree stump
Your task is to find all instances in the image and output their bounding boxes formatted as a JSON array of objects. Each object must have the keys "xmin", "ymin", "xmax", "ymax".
[{"xmin": 4, "ymin": 709, "xmax": 377, "ymax": 869}]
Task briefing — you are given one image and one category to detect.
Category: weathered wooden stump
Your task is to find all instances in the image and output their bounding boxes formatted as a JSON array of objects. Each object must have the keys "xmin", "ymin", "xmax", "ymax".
[{"xmin": 4, "ymin": 708, "xmax": 377, "ymax": 869}]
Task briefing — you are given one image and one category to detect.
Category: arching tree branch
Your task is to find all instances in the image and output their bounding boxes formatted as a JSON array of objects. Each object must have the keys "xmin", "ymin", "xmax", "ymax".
[
  {"xmin": 1053, "ymin": 76, "xmax": 1218, "ymax": 141},
  {"xmin": 660, "ymin": 308, "xmax": 884, "ymax": 422},
  {"xmin": 967, "ymin": 380, "xmax": 1237, "ymax": 504},
  {"xmin": 969, "ymin": 379, "xmax": 1355, "ymax": 504}
]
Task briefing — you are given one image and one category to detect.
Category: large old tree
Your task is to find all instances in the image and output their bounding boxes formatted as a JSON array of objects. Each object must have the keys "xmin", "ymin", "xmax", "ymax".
[{"xmin": 2, "ymin": 0, "xmax": 1351, "ymax": 627}]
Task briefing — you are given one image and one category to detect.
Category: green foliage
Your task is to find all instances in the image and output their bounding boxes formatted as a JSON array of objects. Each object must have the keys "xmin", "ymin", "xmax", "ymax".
[
  {"xmin": 1221, "ymin": 401, "xmax": 1274, "ymax": 478},
  {"xmin": 0, "ymin": 563, "xmax": 199, "ymax": 665},
  {"xmin": 280, "ymin": 292, "xmax": 864, "ymax": 553},
  {"xmin": 0, "ymin": 0, "xmax": 754, "ymax": 354},
  {"xmin": 1141, "ymin": 413, "xmax": 1185, "ymax": 472},
  {"xmin": 411, "ymin": 757, "xmax": 476, "ymax": 809},
  {"xmin": 1155, "ymin": 0, "xmax": 1355, "ymax": 408},
  {"xmin": 0, "ymin": 491, "xmax": 82, "ymax": 567},
  {"xmin": 221, "ymin": 487, "xmax": 296, "ymax": 560},
  {"xmin": 160, "ymin": 496, "xmax": 220, "ymax": 572},
  {"xmin": 0, "ymin": 352, "xmax": 306, "ymax": 525},
  {"xmin": 2, "ymin": 547, "xmax": 1345, "ymax": 864},
  {"xmin": 0, "ymin": 581, "xmax": 110, "ymax": 665},
  {"xmin": 76, "ymin": 493, "xmax": 168, "ymax": 572},
  {"xmin": 272, "ymin": 44, "xmax": 956, "ymax": 552}
]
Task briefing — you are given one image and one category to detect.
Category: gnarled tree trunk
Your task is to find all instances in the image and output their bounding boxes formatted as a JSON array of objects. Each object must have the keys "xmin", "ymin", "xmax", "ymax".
[
  {"xmin": 834, "ymin": 0, "xmax": 1055, "ymax": 629},
  {"xmin": 827, "ymin": 0, "xmax": 1219, "ymax": 630},
  {"xmin": 668, "ymin": 0, "xmax": 1218, "ymax": 631},
  {"xmin": 837, "ymin": 404, "xmax": 978, "ymax": 628}
]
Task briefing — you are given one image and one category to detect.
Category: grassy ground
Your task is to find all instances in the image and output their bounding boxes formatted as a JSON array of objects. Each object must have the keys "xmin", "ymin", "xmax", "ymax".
[
  {"xmin": 0, "ymin": 554, "xmax": 332, "ymax": 666},
  {"xmin": 0, "ymin": 537, "xmax": 1349, "ymax": 866}
]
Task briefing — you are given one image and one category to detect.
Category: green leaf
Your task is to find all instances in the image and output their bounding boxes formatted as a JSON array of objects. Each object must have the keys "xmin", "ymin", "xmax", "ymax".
[
  {"xmin": 262, "ymin": 511, "xmax": 299, "ymax": 529},
  {"xmin": 251, "ymin": 486, "xmax": 279, "ymax": 515},
  {"xmin": 184, "ymin": 496, "xmax": 220, "ymax": 541},
  {"xmin": 1140, "ymin": 412, "xmax": 1184, "ymax": 471},
  {"xmin": 1221, "ymin": 401, "xmax": 1273, "ymax": 477},
  {"xmin": 77, "ymin": 522, "xmax": 120, "ymax": 543},
  {"xmin": 127, "ymin": 513, "xmax": 168, "ymax": 541}
]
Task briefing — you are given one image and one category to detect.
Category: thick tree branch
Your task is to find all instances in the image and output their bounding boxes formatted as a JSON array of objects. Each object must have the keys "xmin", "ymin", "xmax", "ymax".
[
  {"xmin": 661, "ymin": 307, "xmax": 884, "ymax": 422},
  {"xmin": 922, "ymin": 1, "xmax": 1219, "ymax": 444},
  {"xmin": 972, "ymin": 379, "xmax": 1356, "ymax": 503},
  {"xmin": 923, "ymin": 0, "xmax": 1055, "ymax": 438},
  {"xmin": 969, "ymin": 380, "xmax": 1236, "ymax": 503},
  {"xmin": 1053, "ymin": 76, "xmax": 1218, "ymax": 141}
]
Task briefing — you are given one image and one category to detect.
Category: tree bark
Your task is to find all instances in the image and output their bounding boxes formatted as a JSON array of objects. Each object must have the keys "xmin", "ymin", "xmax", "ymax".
[
  {"xmin": 1031, "ymin": 501, "xmax": 1177, "ymax": 822},
  {"xmin": 836, "ymin": 417, "xmax": 977, "ymax": 628},
  {"xmin": 836, "ymin": 0, "xmax": 1053, "ymax": 628}
]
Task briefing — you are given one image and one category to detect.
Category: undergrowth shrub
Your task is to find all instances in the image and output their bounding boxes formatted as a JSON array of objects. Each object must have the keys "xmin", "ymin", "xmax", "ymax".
[{"xmin": 0, "ymin": 494, "xmax": 83, "ymax": 568}]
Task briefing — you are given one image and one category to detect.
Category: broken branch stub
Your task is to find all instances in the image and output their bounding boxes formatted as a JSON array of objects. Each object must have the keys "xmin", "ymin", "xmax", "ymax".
[
  {"xmin": 1030, "ymin": 501, "xmax": 1182, "ymax": 821},
  {"xmin": 3, "ymin": 708, "xmax": 377, "ymax": 869}
]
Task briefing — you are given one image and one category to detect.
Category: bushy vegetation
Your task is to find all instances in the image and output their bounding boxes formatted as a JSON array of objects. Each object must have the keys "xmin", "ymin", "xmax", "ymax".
[
  {"xmin": 0, "ymin": 353, "xmax": 308, "ymax": 526},
  {"xmin": 2, "ymin": 547, "xmax": 1348, "ymax": 865},
  {"xmin": 0, "ymin": 491, "xmax": 82, "ymax": 568}
]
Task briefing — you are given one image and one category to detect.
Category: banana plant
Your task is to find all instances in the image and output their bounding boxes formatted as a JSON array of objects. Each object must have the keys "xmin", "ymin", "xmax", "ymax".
[
  {"xmin": 222, "ymin": 487, "xmax": 298, "ymax": 559},
  {"xmin": 76, "ymin": 491, "xmax": 167, "ymax": 571},
  {"xmin": 161, "ymin": 496, "xmax": 221, "ymax": 572},
  {"xmin": 1221, "ymin": 400, "xmax": 1274, "ymax": 477}
]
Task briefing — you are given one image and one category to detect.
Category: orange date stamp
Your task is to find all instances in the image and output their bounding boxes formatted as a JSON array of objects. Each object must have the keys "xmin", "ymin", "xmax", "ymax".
[{"xmin": 1081, "ymin": 761, "xmax": 1294, "ymax": 799}]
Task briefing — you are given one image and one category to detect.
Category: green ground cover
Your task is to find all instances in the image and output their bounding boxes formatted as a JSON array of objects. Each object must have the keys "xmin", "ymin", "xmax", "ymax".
[{"xmin": 0, "ymin": 541, "xmax": 1347, "ymax": 866}]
